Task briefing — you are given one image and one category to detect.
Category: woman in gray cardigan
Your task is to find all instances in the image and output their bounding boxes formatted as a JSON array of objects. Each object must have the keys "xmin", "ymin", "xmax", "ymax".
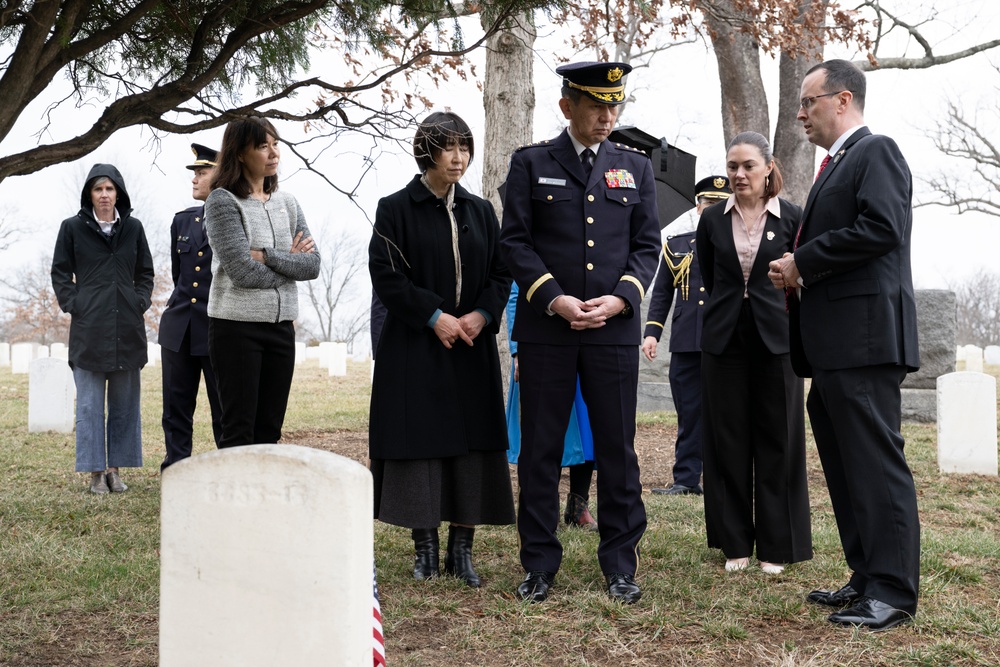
[{"xmin": 204, "ymin": 118, "xmax": 320, "ymax": 447}]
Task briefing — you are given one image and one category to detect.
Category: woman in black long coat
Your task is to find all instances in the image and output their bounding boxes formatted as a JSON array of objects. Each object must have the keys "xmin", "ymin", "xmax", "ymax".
[{"xmin": 368, "ymin": 112, "xmax": 514, "ymax": 587}]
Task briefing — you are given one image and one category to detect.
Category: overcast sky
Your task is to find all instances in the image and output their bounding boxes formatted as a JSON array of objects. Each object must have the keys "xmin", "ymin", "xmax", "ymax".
[{"xmin": 1, "ymin": 0, "xmax": 997, "ymax": 311}]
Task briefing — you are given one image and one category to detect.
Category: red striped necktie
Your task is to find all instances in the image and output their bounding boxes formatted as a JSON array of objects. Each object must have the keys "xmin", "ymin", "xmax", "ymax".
[
  {"xmin": 794, "ymin": 154, "xmax": 832, "ymax": 252},
  {"xmin": 815, "ymin": 154, "xmax": 832, "ymax": 181}
]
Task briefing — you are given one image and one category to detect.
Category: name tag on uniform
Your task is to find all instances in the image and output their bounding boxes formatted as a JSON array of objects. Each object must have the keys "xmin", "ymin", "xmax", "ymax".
[
  {"xmin": 537, "ymin": 177, "xmax": 566, "ymax": 186},
  {"xmin": 605, "ymin": 169, "xmax": 636, "ymax": 188}
]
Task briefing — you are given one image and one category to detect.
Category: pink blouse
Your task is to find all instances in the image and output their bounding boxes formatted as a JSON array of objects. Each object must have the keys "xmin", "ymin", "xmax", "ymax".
[{"xmin": 725, "ymin": 195, "xmax": 782, "ymax": 297}]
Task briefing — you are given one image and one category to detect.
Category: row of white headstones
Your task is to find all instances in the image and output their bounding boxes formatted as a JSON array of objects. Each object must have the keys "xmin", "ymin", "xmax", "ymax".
[
  {"xmin": 10, "ymin": 340, "xmax": 1000, "ymax": 475},
  {"xmin": 0, "ymin": 340, "xmax": 359, "ymax": 376},
  {"xmin": 957, "ymin": 344, "xmax": 1000, "ymax": 372}
]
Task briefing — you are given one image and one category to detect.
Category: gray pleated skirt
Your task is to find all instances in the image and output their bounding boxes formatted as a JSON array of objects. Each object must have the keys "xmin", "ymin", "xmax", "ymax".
[{"xmin": 371, "ymin": 451, "xmax": 516, "ymax": 529}]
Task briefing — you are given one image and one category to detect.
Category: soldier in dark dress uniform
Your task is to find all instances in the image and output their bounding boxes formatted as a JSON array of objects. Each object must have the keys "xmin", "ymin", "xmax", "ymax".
[
  {"xmin": 642, "ymin": 176, "xmax": 731, "ymax": 496},
  {"xmin": 499, "ymin": 61, "xmax": 661, "ymax": 604},
  {"xmin": 159, "ymin": 143, "xmax": 224, "ymax": 470}
]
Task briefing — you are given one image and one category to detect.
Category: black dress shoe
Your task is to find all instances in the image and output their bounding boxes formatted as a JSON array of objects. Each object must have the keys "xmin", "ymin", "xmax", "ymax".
[
  {"xmin": 828, "ymin": 597, "xmax": 913, "ymax": 631},
  {"xmin": 651, "ymin": 484, "xmax": 703, "ymax": 496},
  {"xmin": 517, "ymin": 571, "xmax": 555, "ymax": 603},
  {"xmin": 606, "ymin": 573, "xmax": 642, "ymax": 604},
  {"xmin": 807, "ymin": 584, "xmax": 860, "ymax": 608}
]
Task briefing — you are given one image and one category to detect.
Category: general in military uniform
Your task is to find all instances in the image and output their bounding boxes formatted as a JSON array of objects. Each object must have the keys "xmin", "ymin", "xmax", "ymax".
[
  {"xmin": 499, "ymin": 61, "xmax": 661, "ymax": 604},
  {"xmin": 158, "ymin": 143, "xmax": 223, "ymax": 469},
  {"xmin": 642, "ymin": 175, "xmax": 731, "ymax": 496}
]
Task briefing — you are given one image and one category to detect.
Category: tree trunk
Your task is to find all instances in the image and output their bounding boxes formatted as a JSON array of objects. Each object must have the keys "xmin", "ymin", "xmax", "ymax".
[
  {"xmin": 482, "ymin": 12, "xmax": 536, "ymax": 216},
  {"xmin": 773, "ymin": 53, "xmax": 822, "ymax": 206},
  {"xmin": 773, "ymin": 0, "xmax": 828, "ymax": 206},
  {"xmin": 482, "ymin": 11, "xmax": 536, "ymax": 394},
  {"xmin": 705, "ymin": 2, "xmax": 769, "ymax": 144}
]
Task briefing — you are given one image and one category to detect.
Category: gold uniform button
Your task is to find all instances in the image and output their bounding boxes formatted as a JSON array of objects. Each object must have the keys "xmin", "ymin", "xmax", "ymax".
[
  {"xmin": 699, "ymin": 286, "xmax": 705, "ymax": 292},
  {"xmin": 623, "ymin": 197, "xmax": 628, "ymax": 203},
  {"xmin": 195, "ymin": 266, "xmax": 201, "ymax": 272},
  {"xmin": 698, "ymin": 300, "xmax": 704, "ymax": 305},
  {"xmin": 547, "ymin": 195, "xmax": 553, "ymax": 201},
  {"xmin": 587, "ymin": 263, "xmax": 594, "ymax": 270},
  {"xmin": 587, "ymin": 240, "xmax": 595, "ymax": 247},
  {"xmin": 587, "ymin": 194, "xmax": 595, "ymax": 202},
  {"xmin": 198, "ymin": 251, "xmax": 204, "ymax": 257},
  {"xmin": 587, "ymin": 216, "xmax": 594, "ymax": 224},
  {"xmin": 191, "ymin": 298, "xmax": 197, "ymax": 303},
  {"xmin": 192, "ymin": 282, "xmax": 199, "ymax": 288}
]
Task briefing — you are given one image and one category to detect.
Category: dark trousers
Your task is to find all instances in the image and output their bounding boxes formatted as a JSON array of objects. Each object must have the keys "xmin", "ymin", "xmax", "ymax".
[
  {"xmin": 668, "ymin": 351, "xmax": 702, "ymax": 488},
  {"xmin": 701, "ymin": 300, "xmax": 811, "ymax": 563},
  {"xmin": 208, "ymin": 318, "xmax": 296, "ymax": 448},
  {"xmin": 161, "ymin": 327, "xmax": 223, "ymax": 470},
  {"xmin": 809, "ymin": 364, "xmax": 920, "ymax": 614},
  {"xmin": 517, "ymin": 343, "xmax": 646, "ymax": 576}
]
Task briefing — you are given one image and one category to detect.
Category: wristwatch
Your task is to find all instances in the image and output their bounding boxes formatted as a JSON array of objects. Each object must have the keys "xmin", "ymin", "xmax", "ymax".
[{"xmin": 619, "ymin": 298, "xmax": 632, "ymax": 318}]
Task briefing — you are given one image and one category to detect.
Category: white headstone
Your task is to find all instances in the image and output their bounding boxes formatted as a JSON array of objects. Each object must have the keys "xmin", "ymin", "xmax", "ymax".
[
  {"xmin": 50, "ymin": 342, "xmax": 69, "ymax": 361},
  {"xmin": 327, "ymin": 342, "xmax": 348, "ymax": 377},
  {"xmin": 955, "ymin": 345, "xmax": 966, "ymax": 363},
  {"xmin": 160, "ymin": 445, "xmax": 373, "ymax": 666},
  {"xmin": 318, "ymin": 341, "xmax": 335, "ymax": 369},
  {"xmin": 28, "ymin": 358, "xmax": 75, "ymax": 433},
  {"xmin": 963, "ymin": 345, "xmax": 984, "ymax": 372},
  {"xmin": 147, "ymin": 342, "xmax": 161, "ymax": 367},
  {"xmin": 0, "ymin": 342, "xmax": 9, "ymax": 366},
  {"xmin": 984, "ymin": 345, "xmax": 1000, "ymax": 366},
  {"xmin": 35, "ymin": 345, "xmax": 50, "ymax": 359},
  {"xmin": 11, "ymin": 343, "xmax": 33, "ymax": 374},
  {"xmin": 295, "ymin": 341, "xmax": 306, "ymax": 366},
  {"xmin": 937, "ymin": 372, "xmax": 998, "ymax": 476}
]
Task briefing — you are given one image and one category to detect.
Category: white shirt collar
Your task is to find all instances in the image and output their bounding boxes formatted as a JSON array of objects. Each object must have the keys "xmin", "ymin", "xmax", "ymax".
[
  {"xmin": 92, "ymin": 207, "xmax": 120, "ymax": 235},
  {"xmin": 828, "ymin": 125, "xmax": 866, "ymax": 157}
]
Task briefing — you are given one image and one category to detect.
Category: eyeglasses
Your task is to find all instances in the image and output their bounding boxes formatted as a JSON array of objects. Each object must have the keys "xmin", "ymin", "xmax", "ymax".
[{"xmin": 799, "ymin": 91, "xmax": 849, "ymax": 110}]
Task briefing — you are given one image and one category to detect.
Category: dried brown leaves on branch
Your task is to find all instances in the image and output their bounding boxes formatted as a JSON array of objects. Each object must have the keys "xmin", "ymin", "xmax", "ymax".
[{"xmin": 550, "ymin": 0, "xmax": 873, "ymax": 64}]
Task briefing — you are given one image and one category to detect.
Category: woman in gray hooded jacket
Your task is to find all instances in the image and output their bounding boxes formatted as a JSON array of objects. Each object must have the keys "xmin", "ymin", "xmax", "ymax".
[{"xmin": 51, "ymin": 163, "xmax": 155, "ymax": 494}]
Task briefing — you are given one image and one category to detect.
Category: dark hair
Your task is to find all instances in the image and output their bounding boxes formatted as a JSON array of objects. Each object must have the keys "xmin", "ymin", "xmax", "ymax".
[
  {"xmin": 211, "ymin": 118, "xmax": 281, "ymax": 198},
  {"xmin": 727, "ymin": 131, "xmax": 784, "ymax": 200},
  {"xmin": 560, "ymin": 85, "xmax": 584, "ymax": 104},
  {"xmin": 413, "ymin": 112, "xmax": 475, "ymax": 172},
  {"xmin": 807, "ymin": 59, "xmax": 866, "ymax": 111}
]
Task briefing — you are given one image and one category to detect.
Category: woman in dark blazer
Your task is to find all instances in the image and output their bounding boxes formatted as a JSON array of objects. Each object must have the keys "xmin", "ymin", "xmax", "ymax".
[
  {"xmin": 368, "ymin": 111, "xmax": 514, "ymax": 588},
  {"xmin": 695, "ymin": 131, "xmax": 811, "ymax": 574}
]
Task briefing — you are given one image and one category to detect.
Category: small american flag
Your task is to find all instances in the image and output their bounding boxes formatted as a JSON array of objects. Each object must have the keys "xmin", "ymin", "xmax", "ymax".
[{"xmin": 373, "ymin": 562, "xmax": 386, "ymax": 666}]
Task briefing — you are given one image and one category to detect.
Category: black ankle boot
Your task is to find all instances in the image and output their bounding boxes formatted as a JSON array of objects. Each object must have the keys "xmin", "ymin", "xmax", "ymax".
[
  {"xmin": 444, "ymin": 525, "xmax": 480, "ymax": 588},
  {"xmin": 412, "ymin": 528, "xmax": 439, "ymax": 580}
]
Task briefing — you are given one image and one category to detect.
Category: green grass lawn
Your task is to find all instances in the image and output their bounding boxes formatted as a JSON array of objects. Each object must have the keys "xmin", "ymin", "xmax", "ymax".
[{"xmin": 1, "ymin": 361, "xmax": 999, "ymax": 666}]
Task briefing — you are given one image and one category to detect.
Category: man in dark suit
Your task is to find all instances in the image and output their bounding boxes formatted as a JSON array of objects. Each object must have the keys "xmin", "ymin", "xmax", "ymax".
[
  {"xmin": 499, "ymin": 61, "xmax": 661, "ymax": 604},
  {"xmin": 768, "ymin": 59, "xmax": 920, "ymax": 630},
  {"xmin": 159, "ymin": 143, "xmax": 224, "ymax": 470},
  {"xmin": 642, "ymin": 175, "xmax": 731, "ymax": 496}
]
